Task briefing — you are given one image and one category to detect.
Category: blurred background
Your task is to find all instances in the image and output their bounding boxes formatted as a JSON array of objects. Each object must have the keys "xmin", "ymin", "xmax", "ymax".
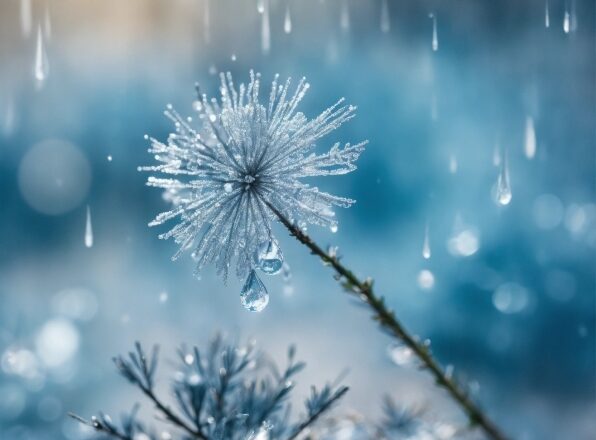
[{"xmin": 0, "ymin": 0, "xmax": 594, "ymax": 439}]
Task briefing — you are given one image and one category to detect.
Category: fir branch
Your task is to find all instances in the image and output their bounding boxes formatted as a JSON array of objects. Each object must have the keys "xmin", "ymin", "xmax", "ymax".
[{"xmin": 268, "ymin": 203, "xmax": 509, "ymax": 440}]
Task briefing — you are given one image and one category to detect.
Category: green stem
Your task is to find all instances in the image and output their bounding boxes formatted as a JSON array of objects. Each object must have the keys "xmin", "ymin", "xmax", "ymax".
[{"xmin": 270, "ymin": 204, "xmax": 509, "ymax": 440}]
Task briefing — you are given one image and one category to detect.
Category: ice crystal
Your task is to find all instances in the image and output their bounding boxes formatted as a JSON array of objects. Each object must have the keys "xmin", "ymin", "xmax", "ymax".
[{"xmin": 142, "ymin": 71, "xmax": 365, "ymax": 282}]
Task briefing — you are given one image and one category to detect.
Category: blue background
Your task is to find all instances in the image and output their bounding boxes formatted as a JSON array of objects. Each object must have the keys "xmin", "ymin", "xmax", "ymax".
[{"xmin": 0, "ymin": 0, "xmax": 594, "ymax": 439}]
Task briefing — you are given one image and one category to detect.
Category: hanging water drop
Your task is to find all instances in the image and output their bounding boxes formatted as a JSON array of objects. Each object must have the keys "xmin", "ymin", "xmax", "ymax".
[
  {"xmin": 422, "ymin": 221, "xmax": 431, "ymax": 259},
  {"xmin": 387, "ymin": 342, "xmax": 414, "ymax": 366},
  {"xmin": 524, "ymin": 116, "xmax": 536, "ymax": 159},
  {"xmin": 430, "ymin": 13, "xmax": 438, "ymax": 51},
  {"xmin": 240, "ymin": 270, "xmax": 269, "ymax": 312},
  {"xmin": 494, "ymin": 150, "xmax": 512, "ymax": 206},
  {"xmin": 284, "ymin": 3, "xmax": 292, "ymax": 34},
  {"xmin": 380, "ymin": 0, "xmax": 390, "ymax": 33},
  {"xmin": 85, "ymin": 205, "xmax": 93, "ymax": 248},
  {"xmin": 21, "ymin": 0, "xmax": 32, "ymax": 37},
  {"xmin": 261, "ymin": 0, "xmax": 270, "ymax": 54},
  {"xmin": 255, "ymin": 239, "xmax": 284, "ymax": 274},
  {"xmin": 340, "ymin": 0, "xmax": 350, "ymax": 32},
  {"xmin": 257, "ymin": 0, "xmax": 265, "ymax": 14},
  {"xmin": 34, "ymin": 25, "xmax": 49, "ymax": 85},
  {"xmin": 544, "ymin": 0, "xmax": 550, "ymax": 28}
]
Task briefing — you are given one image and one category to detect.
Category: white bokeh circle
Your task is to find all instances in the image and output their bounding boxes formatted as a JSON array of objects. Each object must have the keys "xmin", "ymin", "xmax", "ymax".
[{"xmin": 18, "ymin": 139, "xmax": 91, "ymax": 215}]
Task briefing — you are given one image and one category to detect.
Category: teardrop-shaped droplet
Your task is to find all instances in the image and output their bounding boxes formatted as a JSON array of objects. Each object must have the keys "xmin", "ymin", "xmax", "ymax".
[
  {"xmin": 261, "ymin": 0, "xmax": 270, "ymax": 54},
  {"xmin": 255, "ymin": 239, "xmax": 284, "ymax": 275},
  {"xmin": 284, "ymin": 4, "xmax": 292, "ymax": 34},
  {"xmin": 544, "ymin": 0, "xmax": 550, "ymax": 28},
  {"xmin": 34, "ymin": 25, "xmax": 49, "ymax": 84},
  {"xmin": 21, "ymin": 0, "xmax": 32, "ymax": 37},
  {"xmin": 387, "ymin": 342, "xmax": 415, "ymax": 367},
  {"xmin": 494, "ymin": 151, "xmax": 512, "ymax": 206},
  {"xmin": 204, "ymin": 0, "xmax": 210, "ymax": 44},
  {"xmin": 430, "ymin": 13, "xmax": 438, "ymax": 51},
  {"xmin": 340, "ymin": 0, "xmax": 350, "ymax": 32},
  {"xmin": 85, "ymin": 205, "xmax": 93, "ymax": 248},
  {"xmin": 257, "ymin": 0, "xmax": 265, "ymax": 14},
  {"xmin": 240, "ymin": 270, "xmax": 269, "ymax": 312},
  {"xmin": 524, "ymin": 116, "xmax": 536, "ymax": 159},
  {"xmin": 380, "ymin": 0, "xmax": 390, "ymax": 33},
  {"xmin": 422, "ymin": 222, "xmax": 431, "ymax": 259}
]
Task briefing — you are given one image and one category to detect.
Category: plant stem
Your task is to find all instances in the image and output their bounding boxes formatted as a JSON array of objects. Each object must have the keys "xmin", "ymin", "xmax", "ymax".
[{"xmin": 269, "ymin": 205, "xmax": 509, "ymax": 440}]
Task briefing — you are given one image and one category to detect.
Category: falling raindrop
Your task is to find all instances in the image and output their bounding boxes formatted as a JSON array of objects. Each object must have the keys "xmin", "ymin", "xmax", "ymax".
[
  {"xmin": 429, "ymin": 13, "xmax": 438, "ymax": 51},
  {"xmin": 204, "ymin": 0, "xmax": 210, "ymax": 44},
  {"xmin": 524, "ymin": 116, "xmax": 536, "ymax": 159},
  {"xmin": 422, "ymin": 221, "xmax": 431, "ymax": 259},
  {"xmin": 449, "ymin": 154, "xmax": 458, "ymax": 174},
  {"xmin": 257, "ymin": 0, "xmax": 265, "ymax": 14},
  {"xmin": 387, "ymin": 342, "xmax": 414, "ymax": 366},
  {"xmin": 284, "ymin": 3, "xmax": 292, "ymax": 34},
  {"xmin": 240, "ymin": 270, "xmax": 269, "ymax": 312},
  {"xmin": 563, "ymin": 6, "xmax": 570, "ymax": 33},
  {"xmin": 21, "ymin": 0, "xmax": 32, "ymax": 37},
  {"xmin": 34, "ymin": 25, "xmax": 49, "ymax": 85},
  {"xmin": 44, "ymin": 3, "xmax": 52, "ymax": 39},
  {"xmin": 494, "ymin": 150, "xmax": 512, "ymax": 206},
  {"xmin": 84, "ymin": 205, "xmax": 93, "ymax": 248},
  {"xmin": 255, "ymin": 239, "xmax": 284, "ymax": 274},
  {"xmin": 340, "ymin": 0, "xmax": 350, "ymax": 32},
  {"xmin": 107, "ymin": 155, "xmax": 113, "ymax": 162},
  {"xmin": 261, "ymin": 0, "xmax": 270, "ymax": 54},
  {"xmin": 330, "ymin": 223, "xmax": 338, "ymax": 233},
  {"xmin": 380, "ymin": 0, "xmax": 390, "ymax": 33},
  {"xmin": 544, "ymin": 0, "xmax": 550, "ymax": 28}
]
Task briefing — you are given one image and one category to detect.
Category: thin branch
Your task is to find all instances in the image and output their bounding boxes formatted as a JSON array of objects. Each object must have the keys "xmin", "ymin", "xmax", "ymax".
[
  {"xmin": 286, "ymin": 386, "xmax": 349, "ymax": 440},
  {"xmin": 268, "ymin": 203, "xmax": 509, "ymax": 440},
  {"xmin": 68, "ymin": 413, "xmax": 134, "ymax": 440}
]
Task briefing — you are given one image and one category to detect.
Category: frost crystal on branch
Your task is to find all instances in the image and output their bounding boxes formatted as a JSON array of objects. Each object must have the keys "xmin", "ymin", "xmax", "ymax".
[{"xmin": 142, "ymin": 71, "xmax": 365, "ymax": 294}]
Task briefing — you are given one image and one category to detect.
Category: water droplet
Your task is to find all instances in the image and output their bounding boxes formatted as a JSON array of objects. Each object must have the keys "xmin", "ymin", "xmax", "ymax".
[
  {"xmin": 203, "ymin": 0, "xmax": 210, "ymax": 44},
  {"xmin": 21, "ymin": 0, "xmax": 32, "ymax": 37},
  {"xmin": 430, "ymin": 13, "xmax": 438, "ymax": 51},
  {"xmin": 184, "ymin": 354, "xmax": 194, "ymax": 365},
  {"xmin": 494, "ymin": 150, "xmax": 512, "ymax": 205},
  {"xmin": 261, "ymin": 0, "xmax": 270, "ymax": 54},
  {"xmin": 257, "ymin": 0, "xmax": 265, "ymax": 14},
  {"xmin": 340, "ymin": 0, "xmax": 350, "ymax": 32},
  {"xmin": 240, "ymin": 270, "xmax": 269, "ymax": 312},
  {"xmin": 544, "ymin": 0, "xmax": 550, "ymax": 28},
  {"xmin": 230, "ymin": 53, "xmax": 237, "ymax": 62},
  {"xmin": 223, "ymin": 183, "xmax": 233, "ymax": 193},
  {"xmin": 284, "ymin": 4, "xmax": 292, "ymax": 34},
  {"xmin": 417, "ymin": 269, "xmax": 435, "ymax": 290},
  {"xmin": 422, "ymin": 222, "xmax": 431, "ymax": 259},
  {"xmin": 84, "ymin": 205, "xmax": 93, "ymax": 248},
  {"xmin": 380, "ymin": 0, "xmax": 390, "ymax": 33},
  {"xmin": 255, "ymin": 239, "xmax": 284, "ymax": 275},
  {"xmin": 563, "ymin": 9, "xmax": 570, "ymax": 33},
  {"xmin": 34, "ymin": 25, "xmax": 49, "ymax": 85},
  {"xmin": 448, "ymin": 154, "xmax": 458, "ymax": 174},
  {"xmin": 387, "ymin": 342, "xmax": 414, "ymax": 366},
  {"xmin": 107, "ymin": 155, "xmax": 113, "ymax": 162},
  {"xmin": 159, "ymin": 291, "xmax": 169, "ymax": 303},
  {"xmin": 330, "ymin": 223, "xmax": 338, "ymax": 233},
  {"xmin": 524, "ymin": 116, "xmax": 536, "ymax": 159}
]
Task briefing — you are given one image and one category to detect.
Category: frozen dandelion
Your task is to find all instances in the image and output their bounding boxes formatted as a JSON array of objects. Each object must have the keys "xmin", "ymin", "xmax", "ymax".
[{"xmin": 142, "ymin": 71, "xmax": 365, "ymax": 308}]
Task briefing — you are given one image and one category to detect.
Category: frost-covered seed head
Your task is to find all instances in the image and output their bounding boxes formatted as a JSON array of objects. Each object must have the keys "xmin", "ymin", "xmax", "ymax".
[{"xmin": 142, "ymin": 71, "xmax": 366, "ymax": 281}]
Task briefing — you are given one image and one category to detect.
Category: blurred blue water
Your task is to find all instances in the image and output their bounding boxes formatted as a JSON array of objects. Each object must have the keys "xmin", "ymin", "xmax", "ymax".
[{"xmin": 0, "ymin": 1, "xmax": 594, "ymax": 439}]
